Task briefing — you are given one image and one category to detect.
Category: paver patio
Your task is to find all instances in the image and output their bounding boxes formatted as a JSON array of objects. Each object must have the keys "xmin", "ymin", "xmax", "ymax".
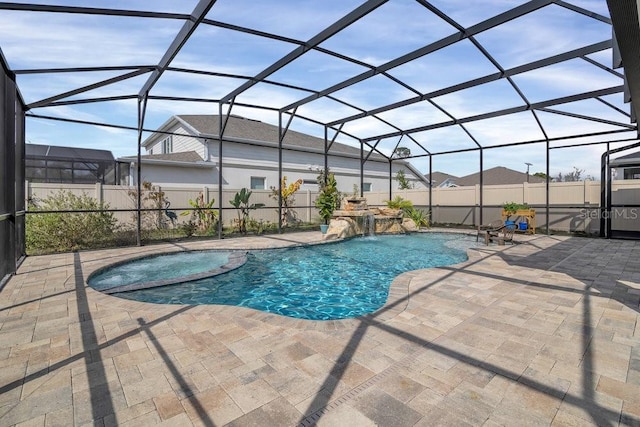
[{"xmin": 0, "ymin": 230, "xmax": 639, "ymax": 426}]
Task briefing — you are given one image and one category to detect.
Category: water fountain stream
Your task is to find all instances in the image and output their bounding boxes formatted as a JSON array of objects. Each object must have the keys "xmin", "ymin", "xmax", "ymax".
[{"xmin": 322, "ymin": 197, "xmax": 407, "ymax": 240}]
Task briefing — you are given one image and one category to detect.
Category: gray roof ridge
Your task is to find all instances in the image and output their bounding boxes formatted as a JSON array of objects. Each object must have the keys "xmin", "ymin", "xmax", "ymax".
[{"xmin": 178, "ymin": 114, "xmax": 396, "ymax": 163}]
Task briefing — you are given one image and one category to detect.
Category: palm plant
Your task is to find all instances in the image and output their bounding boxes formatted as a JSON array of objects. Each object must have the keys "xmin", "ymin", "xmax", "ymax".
[
  {"xmin": 385, "ymin": 196, "xmax": 413, "ymax": 213},
  {"xmin": 230, "ymin": 188, "xmax": 264, "ymax": 234}
]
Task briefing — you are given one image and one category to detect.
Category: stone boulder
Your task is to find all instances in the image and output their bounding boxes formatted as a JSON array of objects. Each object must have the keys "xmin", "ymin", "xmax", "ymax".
[
  {"xmin": 323, "ymin": 218, "xmax": 358, "ymax": 240},
  {"xmin": 402, "ymin": 218, "xmax": 418, "ymax": 232},
  {"xmin": 375, "ymin": 217, "xmax": 405, "ymax": 234}
]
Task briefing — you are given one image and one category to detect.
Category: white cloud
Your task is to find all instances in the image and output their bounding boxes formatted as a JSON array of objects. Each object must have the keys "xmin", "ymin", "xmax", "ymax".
[
  {"xmin": 0, "ymin": 12, "xmax": 181, "ymax": 69},
  {"xmin": 1, "ymin": 1, "xmax": 629, "ymax": 179}
]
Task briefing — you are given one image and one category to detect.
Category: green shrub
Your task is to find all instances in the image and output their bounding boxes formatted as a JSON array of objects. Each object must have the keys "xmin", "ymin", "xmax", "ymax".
[
  {"xmin": 502, "ymin": 201, "xmax": 529, "ymax": 214},
  {"xmin": 315, "ymin": 170, "xmax": 340, "ymax": 224},
  {"xmin": 385, "ymin": 196, "xmax": 429, "ymax": 228},
  {"xmin": 406, "ymin": 207, "xmax": 430, "ymax": 228},
  {"xmin": 27, "ymin": 190, "xmax": 117, "ymax": 253},
  {"xmin": 385, "ymin": 196, "xmax": 413, "ymax": 212},
  {"xmin": 181, "ymin": 192, "xmax": 217, "ymax": 233},
  {"xmin": 180, "ymin": 220, "xmax": 197, "ymax": 238}
]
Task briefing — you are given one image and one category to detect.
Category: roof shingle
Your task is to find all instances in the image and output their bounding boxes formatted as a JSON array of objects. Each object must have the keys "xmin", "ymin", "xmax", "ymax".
[{"xmin": 175, "ymin": 115, "xmax": 381, "ymax": 159}]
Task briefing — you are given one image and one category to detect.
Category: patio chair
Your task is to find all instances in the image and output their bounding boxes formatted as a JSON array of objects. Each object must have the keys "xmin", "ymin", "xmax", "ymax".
[
  {"xmin": 484, "ymin": 224, "xmax": 515, "ymax": 246},
  {"xmin": 477, "ymin": 219, "xmax": 504, "ymax": 242}
]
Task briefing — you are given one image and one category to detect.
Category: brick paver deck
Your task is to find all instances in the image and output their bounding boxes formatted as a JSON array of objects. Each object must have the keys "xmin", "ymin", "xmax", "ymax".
[{"xmin": 0, "ymin": 230, "xmax": 639, "ymax": 426}]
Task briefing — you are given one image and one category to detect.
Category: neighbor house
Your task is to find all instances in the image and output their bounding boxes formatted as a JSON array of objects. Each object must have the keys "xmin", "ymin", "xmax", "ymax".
[
  {"xmin": 426, "ymin": 167, "xmax": 546, "ymax": 187},
  {"xmin": 119, "ymin": 115, "xmax": 428, "ymax": 192},
  {"xmin": 427, "ymin": 171, "xmax": 459, "ymax": 188},
  {"xmin": 610, "ymin": 151, "xmax": 640, "ymax": 179}
]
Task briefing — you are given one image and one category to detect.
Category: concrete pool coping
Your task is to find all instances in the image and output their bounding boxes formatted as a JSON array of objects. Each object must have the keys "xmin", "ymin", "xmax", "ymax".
[{"xmin": 1, "ymin": 228, "xmax": 639, "ymax": 426}]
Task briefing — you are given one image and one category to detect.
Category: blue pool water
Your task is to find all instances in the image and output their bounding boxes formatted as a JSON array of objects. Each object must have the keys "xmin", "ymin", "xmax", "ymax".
[
  {"xmin": 89, "ymin": 251, "xmax": 231, "ymax": 291},
  {"xmin": 102, "ymin": 233, "xmax": 475, "ymax": 320}
]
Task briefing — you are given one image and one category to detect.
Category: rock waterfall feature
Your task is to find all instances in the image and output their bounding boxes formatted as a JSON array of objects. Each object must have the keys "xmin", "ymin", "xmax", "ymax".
[{"xmin": 322, "ymin": 197, "xmax": 417, "ymax": 240}]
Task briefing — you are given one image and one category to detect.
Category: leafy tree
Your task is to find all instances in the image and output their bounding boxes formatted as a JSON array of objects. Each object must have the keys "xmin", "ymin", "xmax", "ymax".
[
  {"xmin": 533, "ymin": 172, "xmax": 549, "ymax": 180},
  {"xmin": 27, "ymin": 190, "xmax": 117, "ymax": 253},
  {"xmin": 270, "ymin": 176, "xmax": 303, "ymax": 227},
  {"xmin": 395, "ymin": 169, "xmax": 414, "ymax": 189},
  {"xmin": 230, "ymin": 188, "xmax": 264, "ymax": 234},
  {"xmin": 555, "ymin": 167, "xmax": 592, "ymax": 182},
  {"xmin": 393, "ymin": 146, "xmax": 411, "ymax": 158}
]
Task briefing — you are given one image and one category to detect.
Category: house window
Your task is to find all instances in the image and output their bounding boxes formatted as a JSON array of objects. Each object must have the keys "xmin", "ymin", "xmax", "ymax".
[
  {"xmin": 250, "ymin": 177, "xmax": 266, "ymax": 190},
  {"xmin": 160, "ymin": 136, "xmax": 173, "ymax": 154},
  {"xmin": 363, "ymin": 182, "xmax": 372, "ymax": 192},
  {"xmin": 624, "ymin": 167, "xmax": 640, "ymax": 179}
]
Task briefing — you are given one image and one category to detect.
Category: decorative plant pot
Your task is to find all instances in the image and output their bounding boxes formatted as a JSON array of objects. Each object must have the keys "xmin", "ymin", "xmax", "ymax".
[{"xmin": 320, "ymin": 224, "xmax": 329, "ymax": 234}]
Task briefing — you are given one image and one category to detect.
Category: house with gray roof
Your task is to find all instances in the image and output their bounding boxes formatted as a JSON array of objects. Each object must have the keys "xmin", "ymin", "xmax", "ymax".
[
  {"xmin": 427, "ymin": 171, "xmax": 459, "ymax": 188},
  {"xmin": 455, "ymin": 167, "xmax": 546, "ymax": 186},
  {"xmin": 120, "ymin": 115, "xmax": 428, "ymax": 192},
  {"xmin": 426, "ymin": 167, "xmax": 546, "ymax": 187}
]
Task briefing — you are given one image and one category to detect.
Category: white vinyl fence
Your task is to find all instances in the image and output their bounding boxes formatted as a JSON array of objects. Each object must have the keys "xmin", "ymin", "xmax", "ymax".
[{"xmin": 26, "ymin": 180, "xmax": 640, "ymax": 234}]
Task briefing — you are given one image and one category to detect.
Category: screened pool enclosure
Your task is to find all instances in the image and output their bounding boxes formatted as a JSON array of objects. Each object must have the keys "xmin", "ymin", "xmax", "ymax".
[{"xmin": 2, "ymin": 0, "xmax": 640, "ymax": 283}]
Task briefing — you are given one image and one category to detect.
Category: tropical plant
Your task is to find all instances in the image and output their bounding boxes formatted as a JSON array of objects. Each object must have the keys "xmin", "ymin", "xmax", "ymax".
[
  {"xmin": 315, "ymin": 170, "xmax": 340, "ymax": 225},
  {"xmin": 384, "ymin": 196, "xmax": 429, "ymax": 227},
  {"xmin": 181, "ymin": 192, "xmax": 217, "ymax": 233},
  {"xmin": 385, "ymin": 196, "xmax": 413, "ymax": 212},
  {"xmin": 26, "ymin": 190, "xmax": 117, "ymax": 253},
  {"xmin": 395, "ymin": 169, "xmax": 414, "ymax": 189},
  {"xmin": 230, "ymin": 188, "xmax": 265, "ymax": 234},
  {"xmin": 270, "ymin": 176, "xmax": 303, "ymax": 227},
  {"xmin": 406, "ymin": 207, "xmax": 430, "ymax": 228}
]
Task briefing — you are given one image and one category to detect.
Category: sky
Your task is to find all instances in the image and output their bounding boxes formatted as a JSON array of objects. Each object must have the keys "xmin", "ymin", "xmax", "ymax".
[{"xmin": 0, "ymin": 0, "xmax": 636, "ymax": 180}]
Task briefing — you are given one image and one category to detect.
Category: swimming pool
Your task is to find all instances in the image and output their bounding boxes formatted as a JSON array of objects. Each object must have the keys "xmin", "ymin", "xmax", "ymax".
[{"xmin": 91, "ymin": 233, "xmax": 475, "ymax": 320}]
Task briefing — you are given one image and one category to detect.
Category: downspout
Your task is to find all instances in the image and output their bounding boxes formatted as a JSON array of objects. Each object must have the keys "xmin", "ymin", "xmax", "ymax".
[
  {"xmin": 278, "ymin": 113, "xmax": 283, "ymax": 234},
  {"xmin": 479, "ymin": 148, "xmax": 484, "ymax": 227},
  {"xmin": 388, "ymin": 159, "xmax": 393, "ymax": 201},
  {"xmin": 428, "ymin": 155, "xmax": 433, "ymax": 221},
  {"xmin": 136, "ymin": 95, "xmax": 148, "ymax": 246},
  {"xmin": 546, "ymin": 139, "xmax": 550, "ymax": 235},
  {"xmin": 324, "ymin": 127, "xmax": 328, "ymax": 177},
  {"xmin": 360, "ymin": 140, "xmax": 364, "ymax": 197}
]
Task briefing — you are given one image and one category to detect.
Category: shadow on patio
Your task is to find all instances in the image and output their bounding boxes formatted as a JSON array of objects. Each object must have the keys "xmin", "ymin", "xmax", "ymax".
[{"xmin": 297, "ymin": 235, "xmax": 640, "ymax": 426}]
